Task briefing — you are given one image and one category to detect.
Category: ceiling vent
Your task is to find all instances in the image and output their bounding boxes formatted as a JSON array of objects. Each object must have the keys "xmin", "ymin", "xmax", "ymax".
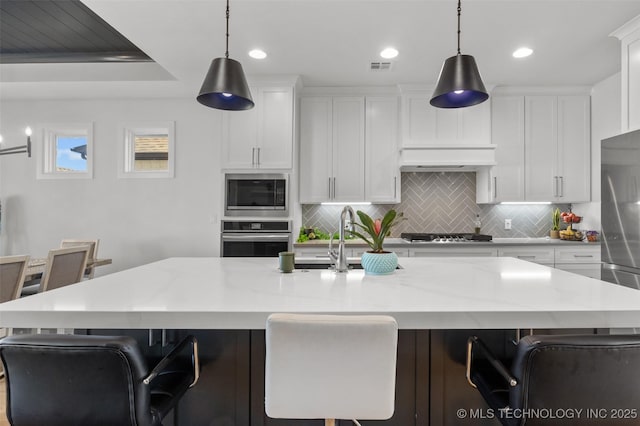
[{"xmin": 370, "ymin": 61, "xmax": 393, "ymax": 71}]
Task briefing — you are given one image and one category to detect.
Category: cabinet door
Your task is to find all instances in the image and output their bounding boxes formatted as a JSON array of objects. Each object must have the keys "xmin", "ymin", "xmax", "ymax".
[
  {"xmin": 258, "ymin": 87, "xmax": 294, "ymax": 169},
  {"xmin": 366, "ymin": 97, "xmax": 400, "ymax": 203},
  {"xmin": 299, "ymin": 98, "xmax": 333, "ymax": 203},
  {"xmin": 557, "ymin": 95, "xmax": 590, "ymax": 202},
  {"xmin": 460, "ymin": 101, "xmax": 491, "ymax": 145},
  {"xmin": 492, "ymin": 96, "xmax": 525, "ymax": 202},
  {"xmin": 332, "ymin": 97, "xmax": 365, "ymax": 202},
  {"xmin": 222, "ymin": 104, "xmax": 259, "ymax": 169},
  {"xmin": 525, "ymin": 96, "xmax": 558, "ymax": 201},
  {"xmin": 401, "ymin": 94, "xmax": 435, "ymax": 147}
]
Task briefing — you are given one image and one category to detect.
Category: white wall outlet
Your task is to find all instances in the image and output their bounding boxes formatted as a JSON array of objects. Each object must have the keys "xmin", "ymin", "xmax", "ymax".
[{"xmin": 504, "ymin": 219, "xmax": 512, "ymax": 230}]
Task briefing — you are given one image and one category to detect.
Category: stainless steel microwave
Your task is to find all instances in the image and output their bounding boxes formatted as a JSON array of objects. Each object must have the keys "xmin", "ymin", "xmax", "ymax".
[{"xmin": 224, "ymin": 173, "xmax": 289, "ymax": 217}]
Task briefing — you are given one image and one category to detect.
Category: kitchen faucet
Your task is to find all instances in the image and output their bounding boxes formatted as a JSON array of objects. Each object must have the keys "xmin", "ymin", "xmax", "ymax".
[{"xmin": 328, "ymin": 205, "xmax": 355, "ymax": 272}]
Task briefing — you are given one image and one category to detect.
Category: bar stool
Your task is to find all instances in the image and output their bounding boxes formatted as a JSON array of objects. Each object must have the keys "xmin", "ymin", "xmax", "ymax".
[{"xmin": 265, "ymin": 313, "xmax": 398, "ymax": 426}]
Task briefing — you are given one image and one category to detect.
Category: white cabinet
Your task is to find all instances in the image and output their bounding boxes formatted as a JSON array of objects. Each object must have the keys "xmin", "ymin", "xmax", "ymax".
[
  {"xmin": 299, "ymin": 95, "xmax": 399, "ymax": 204},
  {"xmin": 554, "ymin": 246, "xmax": 601, "ymax": 279},
  {"xmin": 497, "ymin": 247, "xmax": 554, "ymax": 266},
  {"xmin": 299, "ymin": 97, "xmax": 365, "ymax": 203},
  {"xmin": 612, "ymin": 17, "xmax": 640, "ymax": 132},
  {"xmin": 365, "ymin": 97, "xmax": 400, "ymax": 203},
  {"xmin": 525, "ymin": 95, "xmax": 590, "ymax": 202},
  {"xmin": 222, "ymin": 86, "xmax": 294, "ymax": 169},
  {"xmin": 489, "ymin": 96, "xmax": 525, "ymax": 202},
  {"xmin": 400, "ymin": 92, "xmax": 491, "ymax": 147}
]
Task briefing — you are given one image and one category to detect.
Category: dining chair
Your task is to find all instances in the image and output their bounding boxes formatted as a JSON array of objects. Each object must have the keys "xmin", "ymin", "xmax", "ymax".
[
  {"xmin": 60, "ymin": 239, "xmax": 99, "ymax": 278},
  {"xmin": 466, "ymin": 334, "xmax": 640, "ymax": 426},
  {"xmin": 39, "ymin": 246, "xmax": 90, "ymax": 293},
  {"xmin": 0, "ymin": 255, "xmax": 30, "ymax": 303},
  {"xmin": 265, "ymin": 313, "xmax": 398, "ymax": 426},
  {"xmin": 0, "ymin": 333, "xmax": 199, "ymax": 426}
]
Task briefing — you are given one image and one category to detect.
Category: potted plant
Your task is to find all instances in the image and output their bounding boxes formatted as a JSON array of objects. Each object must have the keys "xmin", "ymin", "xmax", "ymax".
[
  {"xmin": 349, "ymin": 209, "xmax": 401, "ymax": 275},
  {"xmin": 550, "ymin": 208, "xmax": 560, "ymax": 239}
]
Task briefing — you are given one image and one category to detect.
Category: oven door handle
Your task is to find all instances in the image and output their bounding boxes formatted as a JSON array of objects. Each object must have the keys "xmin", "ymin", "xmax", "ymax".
[{"xmin": 221, "ymin": 234, "xmax": 291, "ymax": 242}]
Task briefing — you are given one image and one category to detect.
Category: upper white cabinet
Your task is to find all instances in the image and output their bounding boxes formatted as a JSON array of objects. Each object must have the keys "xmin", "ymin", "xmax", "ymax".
[
  {"xmin": 222, "ymin": 86, "xmax": 294, "ymax": 170},
  {"xmin": 612, "ymin": 16, "xmax": 640, "ymax": 132},
  {"xmin": 480, "ymin": 92, "xmax": 590, "ymax": 203},
  {"xmin": 489, "ymin": 96, "xmax": 525, "ymax": 202},
  {"xmin": 525, "ymin": 95, "xmax": 590, "ymax": 202},
  {"xmin": 299, "ymin": 97, "xmax": 365, "ymax": 203},
  {"xmin": 365, "ymin": 97, "xmax": 400, "ymax": 203},
  {"xmin": 299, "ymin": 95, "xmax": 399, "ymax": 204},
  {"xmin": 400, "ymin": 91, "xmax": 491, "ymax": 147}
]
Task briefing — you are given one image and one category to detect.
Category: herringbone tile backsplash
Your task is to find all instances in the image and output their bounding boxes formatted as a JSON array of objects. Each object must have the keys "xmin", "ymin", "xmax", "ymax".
[{"xmin": 301, "ymin": 172, "xmax": 571, "ymax": 238}]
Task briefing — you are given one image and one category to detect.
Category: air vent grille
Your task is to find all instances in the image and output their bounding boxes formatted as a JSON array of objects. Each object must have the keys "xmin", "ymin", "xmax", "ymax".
[{"xmin": 370, "ymin": 61, "xmax": 392, "ymax": 71}]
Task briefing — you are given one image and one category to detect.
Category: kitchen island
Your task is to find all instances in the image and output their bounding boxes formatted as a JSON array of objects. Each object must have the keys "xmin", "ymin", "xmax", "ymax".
[
  {"xmin": 0, "ymin": 256, "xmax": 636, "ymax": 330},
  {"xmin": 2, "ymin": 257, "xmax": 639, "ymax": 426}
]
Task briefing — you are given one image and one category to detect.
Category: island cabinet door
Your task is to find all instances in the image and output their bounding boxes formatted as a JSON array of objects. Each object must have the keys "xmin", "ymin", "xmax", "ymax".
[
  {"xmin": 249, "ymin": 330, "xmax": 430, "ymax": 426},
  {"xmin": 430, "ymin": 330, "xmax": 517, "ymax": 426}
]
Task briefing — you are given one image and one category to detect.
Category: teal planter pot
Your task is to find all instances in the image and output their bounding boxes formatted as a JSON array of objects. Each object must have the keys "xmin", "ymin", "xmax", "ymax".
[{"xmin": 360, "ymin": 251, "xmax": 398, "ymax": 275}]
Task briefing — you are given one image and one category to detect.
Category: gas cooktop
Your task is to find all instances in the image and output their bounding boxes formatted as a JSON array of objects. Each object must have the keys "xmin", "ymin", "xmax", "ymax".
[{"xmin": 400, "ymin": 233, "xmax": 493, "ymax": 243}]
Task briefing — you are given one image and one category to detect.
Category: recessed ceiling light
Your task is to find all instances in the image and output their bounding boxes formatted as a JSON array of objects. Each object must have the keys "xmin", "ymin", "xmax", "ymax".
[
  {"xmin": 380, "ymin": 48, "xmax": 398, "ymax": 59},
  {"xmin": 249, "ymin": 49, "xmax": 267, "ymax": 59},
  {"xmin": 513, "ymin": 47, "xmax": 533, "ymax": 58}
]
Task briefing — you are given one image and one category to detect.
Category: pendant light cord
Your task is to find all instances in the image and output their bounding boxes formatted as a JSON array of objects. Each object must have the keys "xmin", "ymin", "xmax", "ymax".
[
  {"xmin": 225, "ymin": 0, "xmax": 230, "ymax": 59},
  {"xmin": 457, "ymin": 0, "xmax": 461, "ymax": 55}
]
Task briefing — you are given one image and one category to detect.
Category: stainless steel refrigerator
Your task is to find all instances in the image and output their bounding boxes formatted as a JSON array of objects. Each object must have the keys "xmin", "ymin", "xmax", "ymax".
[{"xmin": 602, "ymin": 129, "xmax": 640, "ymax": 289}]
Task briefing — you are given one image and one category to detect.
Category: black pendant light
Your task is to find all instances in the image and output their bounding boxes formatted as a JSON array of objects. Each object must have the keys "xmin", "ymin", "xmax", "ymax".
[
  {"xmin": 430, "ymin": 0, "xmax": 488, "ymax": 109},
  {"xmin": 197, "ymin": 0, "xmax": 254, "ymax": 111}
]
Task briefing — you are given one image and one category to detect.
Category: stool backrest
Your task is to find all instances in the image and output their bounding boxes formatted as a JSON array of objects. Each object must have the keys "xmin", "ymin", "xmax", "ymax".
[
  {"xmin": 265, "ymin": 313, "xmax": 398, "ymax": 421},
  {"xmin": 0, "ymin": 334, "xmax": 154, "ymax": 426}
]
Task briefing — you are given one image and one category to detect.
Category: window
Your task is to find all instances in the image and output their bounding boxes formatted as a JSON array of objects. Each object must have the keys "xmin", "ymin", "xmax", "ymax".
[
  {"xmin": 119, "ymin": 122, "xmax": 175, "ymax": 178},
  {"xmin": 38, "ymin": 123, "xmax": 93, "ymax": 179}
]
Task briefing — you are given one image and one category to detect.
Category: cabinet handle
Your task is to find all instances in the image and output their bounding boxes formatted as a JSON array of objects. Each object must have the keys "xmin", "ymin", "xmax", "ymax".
[
  {"xmin": 257, "ymin": 147, "xmax": 261, "ymax": 166},
  {"xmin": 328, "ymin": 177, "xmax": 332, "ymax": 199},
  {"xmin": 553, "ymin": 176, "xmax": 558, "ymax": 197},
  {"xmin": 394, "ymin": 176, "xmax": 397, "ymax": 199},
  {"xmin": 574, "ymin": 255, "xmax": 594, "ymax": 258},
  {"xmin": 517, "ymin": 255, "xmax": 537, "ymax": 260},
  {"xmin": 559, "ymin": 176, "xmax": 564, "ymax": 197},
  {"xmin": 493, "ymin": 176, "xmax": 497, "ymax": 199},
  {"xmin": 251, "ymin": 147, "xmax": 256, "ymax": 166},
  {"xmin": 333, "ymin": 177, "xmax": 336, "ymax": 200}
]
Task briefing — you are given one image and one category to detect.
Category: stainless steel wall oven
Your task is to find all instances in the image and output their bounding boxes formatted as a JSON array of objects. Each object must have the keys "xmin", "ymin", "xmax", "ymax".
[
  {"xmin": 225, "ymin": 173, "xmax": 288, "ymax": 217},
  {"xmin": 221, "ymin": 220, "xmax": 292, "ymax": 257}
]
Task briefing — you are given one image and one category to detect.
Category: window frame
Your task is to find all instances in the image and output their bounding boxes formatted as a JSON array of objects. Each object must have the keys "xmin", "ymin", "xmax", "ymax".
[
  {"xmin": 118, "ymin": 121, "xmax": 175, "ymax": 179},
  {"xmin": 37, "ymin": 122, "xmax": 94, "ymax": 180}
]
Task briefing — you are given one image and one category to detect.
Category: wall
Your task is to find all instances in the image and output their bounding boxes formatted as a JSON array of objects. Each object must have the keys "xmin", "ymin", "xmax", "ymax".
[
  {"xmin": 0, "ymin": 98, "xmax": 224, "ymax": 274},
  {"xmin": 572, "ymin": 72, "xmax": 622, "ymax": 231},
  {"xmin": 301, "ymin": 172, "xmax": 570, "ymax": 239}
]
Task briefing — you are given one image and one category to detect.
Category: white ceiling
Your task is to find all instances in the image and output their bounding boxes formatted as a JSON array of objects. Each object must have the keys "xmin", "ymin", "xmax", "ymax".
[{"xmin": 2, "ymin": 0, "xmax": 640, "ymax": 100}]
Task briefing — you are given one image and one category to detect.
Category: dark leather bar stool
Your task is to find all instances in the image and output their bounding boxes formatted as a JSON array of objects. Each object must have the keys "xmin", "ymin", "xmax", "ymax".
[
  {"xmin": 466, "ymin": 334, "xmax": 640, "ymax": 425},
  {"xmin": 0, "ymin": 333, "xmax": 199, "ymax": 426}
]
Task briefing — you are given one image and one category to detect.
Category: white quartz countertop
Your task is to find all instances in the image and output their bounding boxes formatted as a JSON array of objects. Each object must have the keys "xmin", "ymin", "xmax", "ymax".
[{"xmin": 0, "ymin": 257, "xmax": 635, "ymax": 330}]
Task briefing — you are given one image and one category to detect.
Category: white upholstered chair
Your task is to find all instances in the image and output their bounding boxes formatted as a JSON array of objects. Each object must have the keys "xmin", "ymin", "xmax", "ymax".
[
  {"xmin": 60, "ymin": 239, "xmax": 99, "ymax": 278},
  {"xmin": 265, "ymin": 313, "xmax": 398, "ymax": 426}
]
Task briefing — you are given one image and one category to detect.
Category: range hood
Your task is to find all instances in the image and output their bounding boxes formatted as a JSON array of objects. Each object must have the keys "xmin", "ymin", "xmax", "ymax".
[{"xmin": 399, "ymin": 144, "xmax": 496, "ymax": 172}]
